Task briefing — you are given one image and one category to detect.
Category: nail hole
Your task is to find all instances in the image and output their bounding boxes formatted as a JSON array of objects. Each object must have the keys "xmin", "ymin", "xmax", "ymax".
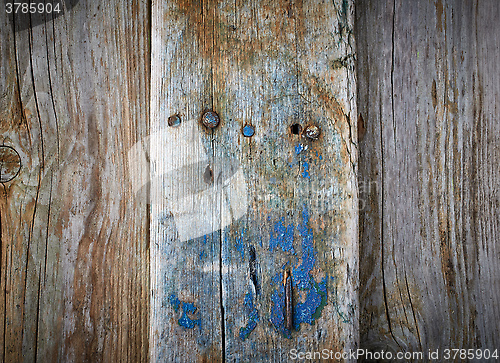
[
  {"xmin": 291, "ymin": 124, "xmax": 302, "ymax": 135},
  {"xmin": 168, "ymin": 114, "xmax": 181, "ymax": 127}
]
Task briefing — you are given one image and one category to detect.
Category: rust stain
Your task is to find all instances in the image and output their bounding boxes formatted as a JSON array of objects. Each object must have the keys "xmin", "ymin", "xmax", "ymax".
[
  {"xmin": 435, "ymin": 0, "xmax": 444, "ymax": 32},
  {"xmin": 284, "ymin": 270, "xmax": 293, "ymax": 331}
]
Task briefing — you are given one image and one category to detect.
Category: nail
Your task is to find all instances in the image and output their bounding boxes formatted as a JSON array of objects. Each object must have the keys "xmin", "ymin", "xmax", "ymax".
[
  {"xmin": 243, "ymin": 125, "xmax": 255, "ymax": 137},
  {"xmin": 304, "ymin": 125, "xmax": 321, "ymax": 140},
  {"xmin": 201, "ymin": 111, "xmax": 220, "ymax": 128},
  {"xmin": 284, "ymin": 270, "xmax": 293, "ymax": 331},
  {"xmin": 0, "ymin": 146, "xmax": 21, "ymax": 183},
  {"xmin": 168, "ymin": 114, "xmax": 181, "ymax": 127}
]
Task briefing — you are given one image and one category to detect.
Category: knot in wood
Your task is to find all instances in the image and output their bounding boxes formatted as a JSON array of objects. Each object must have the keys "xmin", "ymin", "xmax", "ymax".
[{"xmin": 0, "ymin": 146, "xmax": 21, "ymax": 183}]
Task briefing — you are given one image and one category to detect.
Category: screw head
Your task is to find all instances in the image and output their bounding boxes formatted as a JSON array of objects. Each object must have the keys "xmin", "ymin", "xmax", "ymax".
[
  {"xmin": 168, "ymin": 114, "xmax": 181, "ymax": 127},
  {"xmin": 201, "ymin": 111, "xmax": 220, "ymax": 128},
  {"xmin": 0, "ymin": 146, "xmax": 21, "ymax": 183},
  {"xmin": 304, "ymin": 125, "xmax": 321, "ymax": 140}
]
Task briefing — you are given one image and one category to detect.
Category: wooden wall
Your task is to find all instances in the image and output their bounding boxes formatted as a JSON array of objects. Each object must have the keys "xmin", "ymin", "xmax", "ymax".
[
  {"xmin": 357, "ymin": 0, "xmax": 500, "ymax": 357},
  {"xmin": 1, "ymin": 0, "xmax": 499, "ymax": 361}
]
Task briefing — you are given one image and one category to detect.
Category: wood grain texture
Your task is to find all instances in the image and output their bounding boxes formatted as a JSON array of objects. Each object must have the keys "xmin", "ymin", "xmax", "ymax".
[
  {"xmin": 357, "ymin": 0, "xmax": 500, "ymax": 357},
  {"xmin": 0, "ymin": 1, "xmax": 150, "ymax": 361},
  {"xmin": 151, "ymin": 0, "xmax": 358, "ymax": 361},
  {"xmin": 150, "ymin": 0, "xmax": 223, "ymax": 361}
]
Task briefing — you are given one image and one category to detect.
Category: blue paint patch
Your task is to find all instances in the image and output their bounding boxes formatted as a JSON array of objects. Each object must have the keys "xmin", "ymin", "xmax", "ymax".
[
  {"xmin": 295, "ymin": 144, "xmax": 305, "ymax": 155},
  {"xmin": 243, "ymin": 125, "xmax": 255, "ymax": 137},
  {"xmin": 271, "ymin": 271, "xmax": 283, "ymax": 285},
  {"xmin": 182, "ymin": 302, "xmax": 197, "ymax": 314},
  {"xmin": 301, "ymin": 162, "xmax": 310, "ymax": 178},
  {"xmin": 269, "ymin": 205, "xmax": 328, "ymax": 335},
  {"xmin": 169, "ymin": 294, "xmax": 201, "ymax": 329},
  {"xmin": 269, "ymin": 287, "xmax": 291, "ymax": 338},
  {"xmin": 269, "ymin": 218, "xmax": 295, "ymax": 254},
  {"xmin": 315, "ymin": 151, "xmax": 323, "ymax": 160},
  {"xmin": 235, "ymin": 234, "xmax": 245, "ymax": 259},
  {"xmin": 169, "ymin": 294, "xmax": 181, "ymax": 312},
  {"xmin": 294, "ymin": 279, "xmax": 327, "ymax": 328},
  {"xmin": 199, "ymin": 250, "xmax": 206, "ymax": 260},
  {"xmin": 239, "ymin": 290, "xmax": 259, "ymax": 340}
]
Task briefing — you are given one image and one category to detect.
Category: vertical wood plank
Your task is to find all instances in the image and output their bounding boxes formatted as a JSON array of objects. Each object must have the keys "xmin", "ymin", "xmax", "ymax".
[
  {"xmin": 215, "ymin": 0, "xmax": 358, "ymax": 360},
  {"xmin": 151, "ymin": 0, "xmax": 358, "ymax": 360},
  {"xmin": 150, "ymin": 0, "xmax": 223, "ymax": 361},
  {"xmin": 357, "ymin": 0, "xmax": 500, "ymax": 355},
  {"xmin": 0, "ymin": 1, "xmax": 150, "ymax": 361}
]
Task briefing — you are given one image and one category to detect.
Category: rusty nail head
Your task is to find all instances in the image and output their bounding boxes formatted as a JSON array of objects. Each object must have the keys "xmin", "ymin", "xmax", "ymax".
[
  {"xmin": 168, "ymin": 114, "xmax": 181, "ymax": 127},
  {"xmin": 304, "ymin": 125, "xmax": 321, "ymax": 140},
  {"xmin": 0, "ymin": 146, "xmax": 21, "ymax": 183},
  {"xmin": 201, "ymin": 111, "xmax": 220, "ymax": 128}
]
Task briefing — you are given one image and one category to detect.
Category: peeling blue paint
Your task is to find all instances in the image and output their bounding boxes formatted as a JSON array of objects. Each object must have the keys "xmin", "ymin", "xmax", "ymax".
[
  {"xmin": 294, "ymin": 279, "xmax": 327, "ymax": 328},
  {"xmin": 295, "ymin": 144, "xmax": 305, "ymax": 155},
  {"xmin": 269, "ymin": 218, "xmax": 295, "ymax": 254},
  {"xmin": 239, "ymin": 290, "xmax": 259, "ymax": 340},
  {"xmin": 301, "ymin": 162, "xmax": 310, "ymax": 178},
  {"xmin": 169, "ymin": 294, "xmax": 201, "ymax": 329},
  {"xmin": 199, "ymin": 250, "xmax": 206, "ymax": 260},
  {"xmin": 235, "ymin": 234, "xmax": 245, "ymax": 259},
  {"xmin": 269, "ymin": 286, "xmax": 290, "ymax": 338},
  {"xmin": 269, "ymin": 205, "xmax": 328, "ymax": 335},
  {"xmin": 169, "ymin": 294, "xmax": 181, "ymax": 312},
  {"xmin": 293, "ymin": 206, "xmax": 316, "ymax": 289}
]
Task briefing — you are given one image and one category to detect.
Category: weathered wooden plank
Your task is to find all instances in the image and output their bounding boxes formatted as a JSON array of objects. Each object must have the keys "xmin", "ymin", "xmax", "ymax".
[
  {"xmin": 150, "ymin": 0, "xmax": 223, "ymax": 361},
  {"xmin": 215, "ymin": 0, "xmax": 358, "ymax": 361},
  {"xmin": 0, "ymin": 1, "xmax": 149, "ymax": 361},
  {"xmin": 151, "ymin": 0, "xmax": 358, "ymax": 361},
  {"xmin": 357, "ymin": 0, "xmax": 500, "ymax": 357}
]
